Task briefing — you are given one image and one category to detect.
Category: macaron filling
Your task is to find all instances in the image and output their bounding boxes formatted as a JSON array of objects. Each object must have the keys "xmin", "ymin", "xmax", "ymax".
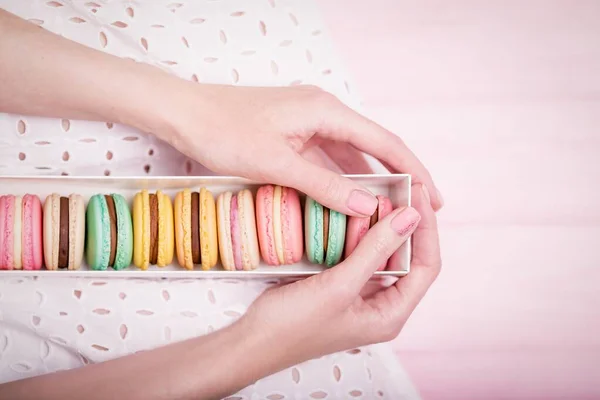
[
  {"xmin": 230, "ymin": 194, "xmax": 243, "ymax": 270},
  {"xmin": 149, "ymin": 194, "xmax": 159, "ymax": 265},
  {"xmin": 105, "ymin": 195, "xmax": 117, "ymax": 267},
  {"xmin": 58, "ymin": 196, "xmax": 70, "ymax": 269},
  {"xmin": 191, "ymin": 192, "xmax": 201, "ymax": 264},
  {"xmin": 323, "ymin": 207, "xmax": 330, "ymax": 255},
  {"xmin": 370, "ymin": 208, "xmax": 378, "ymax": 227}
]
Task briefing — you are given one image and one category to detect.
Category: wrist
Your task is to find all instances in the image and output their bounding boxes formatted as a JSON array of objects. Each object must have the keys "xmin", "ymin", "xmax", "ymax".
[
  {"xmin": 186, "ymin": 316, "xmax": 284, "ymax": 399},
  {"xmin": 108, "ymin": 61, "xmax": 183, "ymax": 138}
]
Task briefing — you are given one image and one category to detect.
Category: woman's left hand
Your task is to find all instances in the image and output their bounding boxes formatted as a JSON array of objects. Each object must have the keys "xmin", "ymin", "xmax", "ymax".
[{"xmin": 238, "ymin": 182, "xmax": 441, "ymax": 372}]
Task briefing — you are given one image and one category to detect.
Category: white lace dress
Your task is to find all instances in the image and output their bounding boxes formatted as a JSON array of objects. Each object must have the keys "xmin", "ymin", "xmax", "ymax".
[{"xmin": 0, "ymin": 1, "xmax": 420, "ymax": 399}]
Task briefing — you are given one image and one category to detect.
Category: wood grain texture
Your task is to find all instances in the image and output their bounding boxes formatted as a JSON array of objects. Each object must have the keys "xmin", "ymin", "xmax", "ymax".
[{"xmin": 319, "ymin": 1, "xmax": 600, "ymax": 398}]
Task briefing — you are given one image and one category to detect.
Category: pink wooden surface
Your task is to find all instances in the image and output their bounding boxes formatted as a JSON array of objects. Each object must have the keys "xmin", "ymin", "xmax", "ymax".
[{"xmin": 320, "ymin": 1, "xmax": 600, "ymax": 399}]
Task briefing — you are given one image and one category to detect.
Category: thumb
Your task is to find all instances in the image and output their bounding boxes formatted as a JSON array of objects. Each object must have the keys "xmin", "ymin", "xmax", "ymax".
[
  {"xmin": 328, "ymin": 206, "xmax": 421, "ymax": 295},
  {"xmin": 272, "ymin": 153, "xmax": 378, "ymax": 217}
]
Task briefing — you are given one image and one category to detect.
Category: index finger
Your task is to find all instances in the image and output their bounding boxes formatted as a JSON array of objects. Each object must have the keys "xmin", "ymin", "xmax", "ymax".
[{"xmin": 319, "ymin": 102, "xmax": 444, "ymax": 211}]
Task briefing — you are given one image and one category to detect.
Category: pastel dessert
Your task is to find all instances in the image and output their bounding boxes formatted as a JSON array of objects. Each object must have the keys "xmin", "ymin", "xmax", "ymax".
[
  {"xmin": 0, "ymin": 194, "xmax": 43, "ymax": 270},
  {"xmin": 86, "ymin": 194, "xmax": 133, "ymax": 270},
  {"xmin": 344, "ymin": 195, "xmax": 392, "ymax": 270},
  {"xmin": 132, "ymin": 190, "xmax": 174, "ymax": 270},
  {"xmin": 216, "ymin": 189, "xmax": 260, "ymax": 271},
  {"xmin": 43, "ymin": 193, "xmax": 85, "ymax": 270},
  {"xmin": 304, "ymin": 197, "xmax": 347, "ymax": 267},
  {"xmin": 255, "ymin": 185, "xmax": 303, "ymax": 266},
  {"xmin": 174, "ymin": 188, "xmax": 219, "ymax": 270}
]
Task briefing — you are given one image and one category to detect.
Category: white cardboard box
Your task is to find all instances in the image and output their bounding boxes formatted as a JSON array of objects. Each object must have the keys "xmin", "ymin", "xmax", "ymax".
[{"xmin": 0, "ymin": 174, "xmax": 411, "ymax": 278}]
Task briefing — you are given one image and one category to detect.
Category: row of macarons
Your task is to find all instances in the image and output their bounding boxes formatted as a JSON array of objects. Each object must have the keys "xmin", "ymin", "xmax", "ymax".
[{"xmin": 0, "ymin": 186, "xmax": 393, "ymax": 271}]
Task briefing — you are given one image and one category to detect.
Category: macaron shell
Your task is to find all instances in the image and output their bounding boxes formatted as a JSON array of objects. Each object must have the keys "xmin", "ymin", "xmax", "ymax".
[
  {"xmin": 13, "ymin": 196, "xmax": 22, "ymax": 270},
  {"xmin": 0, "ymin": 196, "xmax": 14, "ymax": 270},
  {"xmin": 73, "ymin": 195, "xmax": 86, "ymax": 270},
  {"xmin": 175, "ymin": 190, "xmax": 192, "ymax": 269},
  {"xmin": 112, "ymin": 193, "xmax": 133, "ymax": 270},
  {"xmin": 325, "ymin": 209, "xmax": 347, "ymax": 267},
  {"xmin": 281, "ymin": 187, "xmax": 303, "ymax": 264},
  {"xmin": 22, "ymin": 195, "xmax": 43, "ymax": 270},
  {"xmin": 86, "ymin": 194, "xmax": 110, "ymax": 271},
  {"xmin": 217, "ymin": 191, "xmax": 234, "ymax": 270},
  {"xmin": 304, "ymin": 197, "xmax": 324, "ymax": 264},
  {"xmin": 230, "ymin": 194, "xmax": 243, "ymax": 270},
  {"xmin": 157, "ymin": 191, "xmax": 174, "ymax": 267},
  {"xmin": 199, "ymin": 188, "xmax": 218, "ymax": 270},
  {"xmin": 0, "ymin": 196, "xmax": 5, "ymax": 269},
  {"xmin": 43, "ymin": 193, "xmax": 60, "ymax": 270},
  {"xmin": 256, "ymin": 185, "xmax": 279, "ymax": 266},
  {"xmin": 272, "ymin": 186, "xmax": 285, "ymax": 264},
  {"xmin": 238, "ymin": 189, "xmax": 260, "ymax": 270},
  {"xmin": 378, "ymin": 195, "xmax": 393, "ymax": 220},
  {"xmin": 132, "ymin": 192, "xmax": 146, "ymax": 269},
  {"xmin": 344, "ymin": 216, "xmax": 370, "ymax": 260}
]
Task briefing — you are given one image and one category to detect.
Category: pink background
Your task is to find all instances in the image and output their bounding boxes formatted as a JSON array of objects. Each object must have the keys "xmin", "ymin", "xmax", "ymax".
[{"xmin": 320, "ymin": 1, "xmax": 600, "ymax": 399}]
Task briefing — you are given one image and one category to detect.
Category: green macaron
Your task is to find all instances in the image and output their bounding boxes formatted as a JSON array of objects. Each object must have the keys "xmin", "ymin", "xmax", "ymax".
[
  {"xmin": 86, "ymin": 194, "xmax": 133, "ymax": 270},
  {"xmin": 304, "ymin": 197, "xmax": 347, "ymax": 267}
]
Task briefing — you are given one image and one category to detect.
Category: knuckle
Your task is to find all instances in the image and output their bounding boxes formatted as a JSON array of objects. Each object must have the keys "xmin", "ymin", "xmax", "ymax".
[
  {"xmin": 318, "ymin": 175, "xmax": 344, "ymax": 205},
  {"xmin": 312, "ymin": 89, "xmax": 339, "ymax": 109},
  {"xmin": 373, "ymin": 234, "xmax": 394, "ymax": 259}
]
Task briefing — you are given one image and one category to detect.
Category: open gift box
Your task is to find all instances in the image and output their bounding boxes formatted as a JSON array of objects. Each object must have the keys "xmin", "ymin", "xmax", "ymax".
[{"xmin": 0, "ymin": 174, "xmax": 411, "ymax": 278}]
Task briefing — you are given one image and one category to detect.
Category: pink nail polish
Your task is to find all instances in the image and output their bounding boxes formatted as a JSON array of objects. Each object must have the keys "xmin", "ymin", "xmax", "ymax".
[
  {"xmin": 390, "ymin": 207, "xmax": 421, "ymax": 236},
  {"xmin": 347, "ymin": 190, "xmax": 377, "ymax": 216}
]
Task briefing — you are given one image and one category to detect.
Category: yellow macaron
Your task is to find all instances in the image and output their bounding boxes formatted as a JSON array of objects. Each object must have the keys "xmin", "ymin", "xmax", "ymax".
[
  {"xmin": 174, "ymin": 187, "xmax": 218, "ymax": 270},
  {"xmin": 132, "ymin": 189, "xmax": 174, "ymax": 270}
]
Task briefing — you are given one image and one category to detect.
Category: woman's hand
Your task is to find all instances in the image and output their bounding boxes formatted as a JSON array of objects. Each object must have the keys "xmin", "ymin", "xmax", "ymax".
[
  {"xmin": 150, "ymin": 83, "xmax": 444, "ymax": 216},
  {"xmin": 0, "ymin": 9, "xmax": 442, "ymax": 215},
  {"xmin": 239, "ymin": 182, "xmax": 441, "ymax": 372},
  {"xmin": 0, "ymin": 183, "xmax": 440, "ymax": 400}
]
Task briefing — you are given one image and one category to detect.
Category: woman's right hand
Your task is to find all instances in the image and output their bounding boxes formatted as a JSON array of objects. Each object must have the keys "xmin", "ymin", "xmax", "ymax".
[{"xmin": 145, "ymin": 82, "xmax": 444, "ymax": 217}]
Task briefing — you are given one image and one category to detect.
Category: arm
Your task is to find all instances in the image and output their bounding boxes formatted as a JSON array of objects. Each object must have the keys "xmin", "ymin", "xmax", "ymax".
[
  {"xmin": 0, "ymin": 320, "xmax": 278, "ymax": 400},
  {"xmin": 0, "ymin": 183, "xmax": 440, "ymax": 400},
  {"xmin": 0, "ymin": 8, "xmax": 178, "ymax": 134},
  {"xmin": 0, "ymin": 9, "xmax": 443, "ymax": 213}
]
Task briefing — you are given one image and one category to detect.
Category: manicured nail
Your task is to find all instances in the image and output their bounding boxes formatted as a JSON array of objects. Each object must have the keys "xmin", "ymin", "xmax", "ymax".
[
  {"xmin": 421, "ymin": 183, "xmax": 431, "ymax": 204},
  {"xmin": 347, "ymin": 189, "xmax": 378, "ymax": 216},
  {"xmin": 390, "ymin": 207, "xmax": 421, "ymax": 236},
  {"xmin": 435, "ymin": 187, "xmax": 444, "ymax": 207}
]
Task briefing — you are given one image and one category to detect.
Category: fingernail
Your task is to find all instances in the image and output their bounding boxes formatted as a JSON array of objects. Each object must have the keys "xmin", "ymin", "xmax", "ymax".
[
  {"xmin": 390, "ymin": 207, "xmax": 421, "ymax": 236},
  {"xmin": 421, "ymin": 184, "xmax": 431, "ymax": 204},
  {"xmin": 435, "ymin": 187, "xmax": 444, "ymax": 207},
  {"xmin": 347, "ymin": 189, "xmax": 378, "ymax": 216}
]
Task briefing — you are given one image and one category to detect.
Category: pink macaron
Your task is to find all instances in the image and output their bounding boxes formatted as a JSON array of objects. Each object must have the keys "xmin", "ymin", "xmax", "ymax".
[
  {"xmin": 256, "ymin": 185, "xmax": 303, "ymax": 266},
  {"xmin": 344, "ymin": 195, "xmax": 392, "ymax": 270},
  {"xmin": 0, "ymin": 194, "xmax": 43, "ymax": 270}
]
